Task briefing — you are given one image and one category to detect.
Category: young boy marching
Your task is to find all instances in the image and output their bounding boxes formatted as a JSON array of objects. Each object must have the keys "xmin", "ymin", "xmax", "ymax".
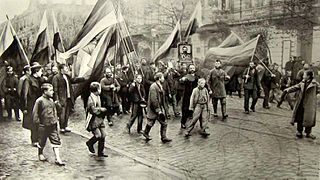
[
  {"xmin": 32, "ymin": 83, "xmax": 65, "ymax": 166},
  {"xmin": 85, "ymin": 82, "xmax": 108, "ymax": 157},
  {"xmin": 126, "ymin": 74, "xmax": 146, "ymax": 134},
  {"xmin": 185, "ymin": 78, "xmax": 210, "ymax": 137}
]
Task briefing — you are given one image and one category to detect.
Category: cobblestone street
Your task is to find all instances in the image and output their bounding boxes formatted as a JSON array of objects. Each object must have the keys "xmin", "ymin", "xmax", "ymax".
[
  {"xmin": 0, "ymin": 119, "xmax": 174, "ymax": 180},
  {"xmin": 68, "ymin": 96, "xmax": 320, "ymax": 179},
  {"xmin": 1, "ymin": 97, "xmax": 319, "ymax": 179}
]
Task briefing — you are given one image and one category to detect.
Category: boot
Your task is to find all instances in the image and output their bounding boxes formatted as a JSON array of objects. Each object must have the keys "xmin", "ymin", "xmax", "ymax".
[
  {"xmin": 86, "ymin": 136, "xmax": 97, "ymax": 153},
  {"xmin": 141, "ymin": 125, "xmax": 152, "ymax": 141},
  {"xmin": 221, "ymin": 103, "xmax": 228, "ymax": 120},
  {"xmin": 97, "ymin": 138, "xmax": 108, "ymax": 157},
  {"xmin": 200, "ymin": 129, "xmax": 210, "ymax": 137},
  {"xmin": 160, "ymin": 124, "xmax": 172, "ymax": 143}
]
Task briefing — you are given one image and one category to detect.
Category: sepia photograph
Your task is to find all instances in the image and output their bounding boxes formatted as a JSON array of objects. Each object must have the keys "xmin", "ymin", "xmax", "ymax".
[{"xmin": 0, "ymin": 0, "xmax": 319, "ymax": 179}]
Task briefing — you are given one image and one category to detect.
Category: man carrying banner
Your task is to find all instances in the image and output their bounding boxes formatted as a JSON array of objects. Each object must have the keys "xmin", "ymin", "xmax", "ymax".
[
  {"xmin": 207, "ymin": 60, "xmax": 230, "ymax": 120},
  {"xmin": 243, "ymin": 62, "xmax": 261, "ymax": 114}
]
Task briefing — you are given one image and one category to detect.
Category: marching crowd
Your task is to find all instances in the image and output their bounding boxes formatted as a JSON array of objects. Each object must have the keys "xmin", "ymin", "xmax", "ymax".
[{"xmin": 0, "ymin": 56, "xmax": 319, "ymax": 166}]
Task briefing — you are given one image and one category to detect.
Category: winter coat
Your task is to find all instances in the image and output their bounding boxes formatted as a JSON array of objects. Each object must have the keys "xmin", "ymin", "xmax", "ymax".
[
  {"xmin": 286, "ymin": 79, "xmax": 320, "ymax": 127},
  {"xmin": 207, "ymin": 68, "xmax": 228, "ymax": 98},
  {"xmin": 22, "ymin": 76, "xmax": 43, "ymax": 130},
  {"xmin": 100, "ymin": 76, "xmax": 120, "ymax": 107},
  {"xmin": 147, "ymin": 82, "xmax": 166, "ymax": 120}
]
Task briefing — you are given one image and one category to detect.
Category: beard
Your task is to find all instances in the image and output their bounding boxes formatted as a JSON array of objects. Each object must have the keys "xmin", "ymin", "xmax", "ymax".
[{"xmin": 189, "ymin": 70, "xmax": 195, "ymax": 74}]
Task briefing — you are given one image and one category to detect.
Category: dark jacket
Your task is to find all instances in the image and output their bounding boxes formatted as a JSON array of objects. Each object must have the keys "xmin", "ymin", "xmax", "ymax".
[
  {"xmin": 32, "ymin": 95, "xmax": 59, "ymax": 126},
  {"xmin": 52, "ymin": 73, "xmax": 84, "ymax": 106},
  {"xmin": 180, "ymin": 74, "xmax": 199, "ymax": 111},
  {"xmin": 129, "ymin": 82, "xmax": 145, "ymax": 103},
  {"xmin": 243, "ymin": 67, "xmax": 260, "ymax": 90},
  {"xmin": 117, "ymin": 71, "xmax": 131, "ymax": 94},
  {"xmin": 207, "ymin": 68, "xmax": 228, "ymax": 98},
  {"xmin": 2, "ymin": 74, "xmax": 19, "ymax": 97},
  {"xmin": 22, "ymin": 75, "xmax": 44, "ymax": 129},
  {"xmin": 100, "ymin": 76, "xmax": 120, "ymax": 106},
  {"xmin": 147, "ymin": 82, "xmax": 166, "ymax": 120}
]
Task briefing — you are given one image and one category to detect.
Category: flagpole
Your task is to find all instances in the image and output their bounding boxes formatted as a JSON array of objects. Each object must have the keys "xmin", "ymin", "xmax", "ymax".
[
  {"xmin": 114, "ymin": 3, "xmax": 143, "ymax": 75},
  {"xmin": 245, "ymin": 35, "xmax": 260, "ymax": 83},
  {"xmin": 6, "ymin": 15, "xmax": 30, "ymax": 65}
]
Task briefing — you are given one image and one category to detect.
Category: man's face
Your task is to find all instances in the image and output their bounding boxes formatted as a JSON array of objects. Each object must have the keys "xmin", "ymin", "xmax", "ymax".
[
  {"xmin": 116, "ymin": 65, "xmax": 121, "ymax": 71},
  {"xmin": 52, "ymin": 66, "xmax": 58, "ymax": 74},
  {"xmin": 189, "ymin": 65, "xmax": 196, "ymax": 73},
  {"xmin": 215, "ymin": 61, "xmax": 221, "ymax": 68},
  {"xmin": 182, "ymin": 63, "xmax": 187, "ymax": 70},
  {"xmin": 26, "ymin": 69, "xmax": 31, "ymax": 75},
  {"xmin": 45, "ymin": 87, "xmax": 54, "ymax": 98},
  {"xmin": 274, "ymin": 65, "xmax": 278, "ymax": 70},
  {"xmin": 105, "ymin": 69, "xmax": 112, "ymax": 77},
  {"xmin": 36, "ymin": 68, "xmax": 43, "ymax": 77},
  {"xmin": 7, "ymin": 70, "xmax": 13, "ymax": 75},
  {"xmin": 249, "ymin": 62, "xmax": 255, "ymax": 68},
  {"xmin": 136, "ymin": 76, "xmax": 142, "ymax": 83},
  {"xmin": 287, "ymin": 71, "xmax": 292, "ymax": 77},
  {"xmin": 159, "ymin": 75, "xmax": 165, "ymax": 83},
  {"xmin": 62, "ymin": 66, "xmax": 69, "ymax": 75}
]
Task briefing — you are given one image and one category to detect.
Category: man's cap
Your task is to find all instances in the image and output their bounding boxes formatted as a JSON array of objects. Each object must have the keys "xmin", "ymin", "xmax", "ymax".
[{"xmin": 31, "ymin": 62, "xmax": 42, "ymax": 70}]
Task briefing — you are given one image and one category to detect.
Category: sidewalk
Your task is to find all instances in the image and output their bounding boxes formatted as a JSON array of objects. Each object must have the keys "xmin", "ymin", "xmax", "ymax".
[{"xmin": 0, "ymin": 120, "xmax": 174, "ymax": 180}]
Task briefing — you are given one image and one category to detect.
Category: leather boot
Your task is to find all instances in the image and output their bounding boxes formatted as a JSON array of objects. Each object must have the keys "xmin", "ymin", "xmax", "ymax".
[
  {"xmin": 86, "ymin": 136, "xmax": 97, "ymax": 153},
  {"xmin": 160, "ymin": 124, "xmax": 172, "ymax": 143},
  {"xmin": 141, "ymin": 125, "xmax": 152, "ymax": 141},
  {"xmin": 97, "ymin": 138, "xmax": 108, "ymax": 157}
]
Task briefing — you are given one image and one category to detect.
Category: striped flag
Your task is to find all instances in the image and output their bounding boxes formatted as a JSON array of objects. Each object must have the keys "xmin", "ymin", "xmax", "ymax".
[
  {"xmin": 0, "ymin": 19, "xmax": 29, "ymax": 96},
  {"xmin": 61, "ymin": 0, "xmax": 118, "ymax": 59},
  {"xmin": 31, "ymin": 10, "xmax": 50, "ymax": 65},
  {"xmin": 152, "ymin": 19, "xmax": 181, "ymax": 62},
  {"xmin": 184, "ymin": 1, "xmax": 202, "ymax": 38}
]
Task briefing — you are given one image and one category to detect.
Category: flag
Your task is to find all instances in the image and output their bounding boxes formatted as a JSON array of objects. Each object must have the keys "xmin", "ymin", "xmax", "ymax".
[
  {"xmin": 0, "ymin": 20, "xmax": 29, "ymax": 96},
  {"xmin": 73, "ymin": 26, "xmax": 116, "ymax": 97},
  {"xmin": 218, "ymin": 31, "xmax": 244, "ymax": 48},
  {"xmin": 62, "ymin": 0, "xmax": 118, "ymax": 59},
  {"xmin": 31, "ymin": 10, "xmax": 50, "ymax": 65},
  {"xmin": 52, "ymin": 11, "xmax": 65, "ymax": 53},
  {"xmin": 204, "ymin": 35, "xmax": 260, "ymax": 77},
  {"xmin": 184, "ymin": 1, "xmax": 202, "ymax": 38},
  {"xmin": 152, "ymin": 19, "xmax": 181, "ymax": 62},
  {"xmin": 116, "ymin": 7, "xmax": 134, "ymax": 54}
]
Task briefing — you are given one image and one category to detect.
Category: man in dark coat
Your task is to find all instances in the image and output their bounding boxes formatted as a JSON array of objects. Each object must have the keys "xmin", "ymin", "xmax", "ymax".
[
  {"xmin": 163, "ymin": 66, "xmax": 180, "ymax": 118},
  {"xmin": 277, "ymin": 71, "xmax": 295, "ymax": 110},
  {"xmin": 179, "ymin": 64, "xmax": 199, "ymax": 128},
  {"xmin": 52, "ymin": 64, "xmax": 85, "ymax": 133},
  {"xmin": 141, "ymin": 72, "xmax": 172, "ymax": 143},
  {"xmin": 100, "ymin": 68, "xmax": 120, "ymax": 126},
  {"xmin": 207, "ymin": 60, "xmax": 230, "ymax": 120},
  {"xmin": 126, "ymin": 74, "xmax": 146, "ymax": 134},
  {"xmin": 22, "ymin": 62, "xmax": 44, "ymax": 147},
  {"xmin": 260, "ymin": 61, "xmax": 276, "ymax": 109},
  {"xmin": 141, "ymin": 60, "xmax": 155, "ymax": 101},
  {"xmin": 284, "ymin": 70, "xmax": 320, "ymax": 139},
  {"xmin": 269, "ymin": 63, "xmax": 282, "ymax": 103},
  {"xmin": 176, "ymin": 63, "xmax": 188, "ymax": 104},
  {"xmin": 2, "ymin": 66, "xmax": 20, "ymax": 121},
  {"xmin": 243, "ymin": 62, "xmax": 261, "ymax": 114},
  {"xmin": 117, "ymin": 65, "xmax": 131, "ymax": 114}
]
